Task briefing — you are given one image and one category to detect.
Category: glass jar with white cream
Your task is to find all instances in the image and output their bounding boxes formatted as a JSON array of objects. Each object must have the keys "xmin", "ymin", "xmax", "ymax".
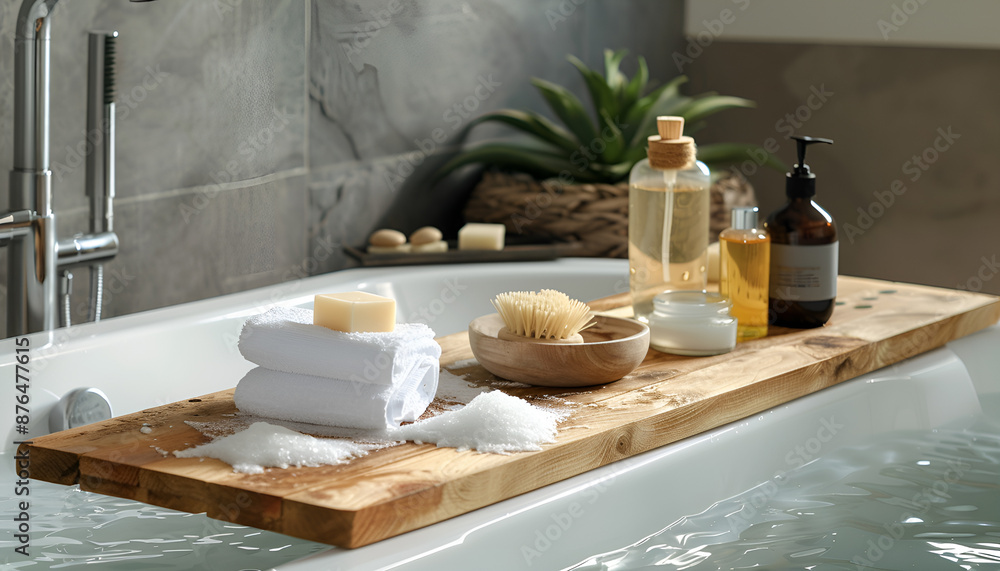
[{"xmin": 648, "ymin": 291, "xmax": 737, "ymax": 356}]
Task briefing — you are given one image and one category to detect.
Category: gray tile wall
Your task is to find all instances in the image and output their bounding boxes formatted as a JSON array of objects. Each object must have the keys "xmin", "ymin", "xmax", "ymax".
[
  {"xmin": 687, "ymin": 42, "xmax": 1000, "ymax": 295},
  {"xmin": 1, "ymin": 0, "xmax": 686, "ymax": 337}
]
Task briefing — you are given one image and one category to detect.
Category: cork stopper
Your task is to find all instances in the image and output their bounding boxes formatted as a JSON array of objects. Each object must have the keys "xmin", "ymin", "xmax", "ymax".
[
  {"xmin": 657, "ymin": 116, "xmax": 684, "ymax": 139},
  {"xmin": 647, "ymin": 116, "xmax": 696, "ymax": 170}
]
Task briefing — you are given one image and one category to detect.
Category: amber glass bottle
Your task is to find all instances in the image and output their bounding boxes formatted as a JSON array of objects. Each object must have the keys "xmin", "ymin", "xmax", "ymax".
[
  {"xmin": 764, "ymin": 137, "xmax": 837, "ymax": 328},
  {"xmin": 720, "ymin": 207, "xmax": 770, "ymax": 341}
]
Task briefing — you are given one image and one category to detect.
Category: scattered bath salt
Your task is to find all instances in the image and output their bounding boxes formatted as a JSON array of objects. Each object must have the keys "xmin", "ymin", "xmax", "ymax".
[
  {"xmin": 446, "ymin": 358, "xmax": 479, "ymax": 369},
  {"xmin": 140, "ymin": 426, "xmax": 152, "ymax": 434},
  {"xmin": 174, "ymin": 422, "xmax": 374, "ymax": 474},
  {"xmin": 486, "ymin": 379, "xmax": 533, "ymax": 389},
  {"xmin": 150, "ymin": 445, "xmax": 168, "ymax": 457},
  {"xmin": 391, "ymin": 391, "xmax": 566, "ymax": 454},
  {"xmin": 434, "ymin": 369, "xmax": 490, "ymax": 405},
  {"xmin": 185, "ymin": 416, "xmax": 402, "ymax": 446}
]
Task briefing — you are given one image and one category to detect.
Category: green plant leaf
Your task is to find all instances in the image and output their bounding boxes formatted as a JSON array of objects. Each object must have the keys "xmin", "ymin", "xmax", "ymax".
[
  {"xmin": 621, "ymin": 55, "xmax": 648, "ymax": 115},
  {"xmin": 434, "ymin": 142, "xmax": 603, "ymax": 182},
  {"xmin": 670, "ymin": 95, "xmax": 756, "ymax": 126},
  {"xmin": 626, "ymin": 76, "xmax": 690, "ymax": 148},
  {"xmin": 430, "ymin": 50, "xmax": 763, "ymax": 187},
  {"xmin": 597, "ymin": 108, "xmax": 625, "ymax": 163},
  {"xmin": 531, "ymin": 77, "xmax": 599, "ymax": 148},
  {"xmin": 696, "ymin": 142, "xmax": 788, "ymax": 172},
  {"xmin": 590, "ymin": 160, "xmax": 633, "ymax": 183},
  {"xmin": 467, "ymin": 110, "xmax": 580, "ymax": 154},
  {"xmin": 603, "ymin": 49, "xmax": 628, "ymax": 97},
  {"xmin": 568, "ymin": 55, "xmax": 619, "ymax": 122}
]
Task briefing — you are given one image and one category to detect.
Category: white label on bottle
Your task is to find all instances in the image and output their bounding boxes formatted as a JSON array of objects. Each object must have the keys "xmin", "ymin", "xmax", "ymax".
[{"xmin": 769, "ymin": 242, "xmax": 838, "ymax": 301}]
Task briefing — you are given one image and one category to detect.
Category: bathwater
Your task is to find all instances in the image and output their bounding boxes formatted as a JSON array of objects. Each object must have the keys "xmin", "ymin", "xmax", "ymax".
[
  {"xmin": 566, "ymin": 395, "xmax": 1000, "ymax": 570},
  {"xmin": 0, "ymin": 467, "xmax": 329, "ymax": 569}
]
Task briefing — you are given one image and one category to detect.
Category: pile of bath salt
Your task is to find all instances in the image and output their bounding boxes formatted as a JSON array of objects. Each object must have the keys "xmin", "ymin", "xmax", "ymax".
[
  {"xmin": 174, "ymin": 422, "xmax": 373, "ymax": 474},
  {"xmin": 392, "ymin": 391, "xmax": 566, "ymax": 454},
  {"xmin": 175, "ymin": 392, "xmax": 567, "ymax": 472}
]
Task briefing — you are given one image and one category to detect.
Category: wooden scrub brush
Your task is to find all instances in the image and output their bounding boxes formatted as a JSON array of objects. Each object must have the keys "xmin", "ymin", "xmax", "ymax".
[{"xmin": 491, "ymin": 289, "xmax": 595, "ymax": 344}]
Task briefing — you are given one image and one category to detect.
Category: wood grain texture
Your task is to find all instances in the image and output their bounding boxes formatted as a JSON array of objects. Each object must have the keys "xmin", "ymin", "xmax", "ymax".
[{"xmin": 23, "ymin": 276, "xmax": 1000, "ymax": 548}]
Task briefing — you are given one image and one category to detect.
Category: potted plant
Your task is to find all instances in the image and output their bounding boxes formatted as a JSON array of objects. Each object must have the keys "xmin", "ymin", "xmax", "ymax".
[{"xmin": 437, "ymin": 49, "xmax": 782, "ymax": 257}]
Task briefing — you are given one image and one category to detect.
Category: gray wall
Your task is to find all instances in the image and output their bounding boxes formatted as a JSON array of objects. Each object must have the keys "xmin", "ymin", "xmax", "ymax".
[
  {"xmin": 687, "ymin": 42, "xmax": 1000, "ymax": 295},
  {"xmin": 1, "ymin": 0, "xmax": 309, "ymax": 336},
  {"xmin": 0, "ymin": 0, "xmax": 685, "ymax": 338}
]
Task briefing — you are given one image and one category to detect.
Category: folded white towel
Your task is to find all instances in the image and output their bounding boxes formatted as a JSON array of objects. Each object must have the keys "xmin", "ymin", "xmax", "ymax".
[
  {"xmin": 238, "ymin": 306, "xmax": 441, "ymax": 386},
  {"xmin": 234, "ymin": 363, "xmax": 439, "ymax": 429}
]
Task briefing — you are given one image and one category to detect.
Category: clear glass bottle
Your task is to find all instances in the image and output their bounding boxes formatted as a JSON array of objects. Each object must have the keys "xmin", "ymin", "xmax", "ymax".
[
  {"xmin": 628, "ymin": 157, "xmax": 710, "ymax": 322},
  {"xmin": 720, "ymin": 206, "xmax": 770, "ymax": 341}
]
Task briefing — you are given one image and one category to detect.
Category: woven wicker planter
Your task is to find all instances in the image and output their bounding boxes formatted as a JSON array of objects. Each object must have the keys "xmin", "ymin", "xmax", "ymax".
[{"xmin": 463, "ymin": 169, "xmax": 757, "ymax": 258}]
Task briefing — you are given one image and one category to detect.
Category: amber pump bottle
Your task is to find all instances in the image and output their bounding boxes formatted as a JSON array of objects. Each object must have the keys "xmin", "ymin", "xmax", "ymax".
[{"xmin": 764, "ymin": 136, "xmax": 837, "ymax": 328}]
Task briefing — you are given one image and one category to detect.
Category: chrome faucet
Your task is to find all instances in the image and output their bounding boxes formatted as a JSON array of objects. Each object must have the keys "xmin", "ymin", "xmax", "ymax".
[{"xmin": 2, "ymin": 0, "xmax": 150, "ymax": 337}]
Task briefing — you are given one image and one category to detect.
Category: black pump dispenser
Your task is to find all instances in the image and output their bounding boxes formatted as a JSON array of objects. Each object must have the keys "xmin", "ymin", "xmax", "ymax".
[
  {"xmin": 786, "ymin": 136, "xmax": 833, "ymax": 198},
  {"xmin": 765, "ymin": 134, "xmax": 838, "ymax": 329}
]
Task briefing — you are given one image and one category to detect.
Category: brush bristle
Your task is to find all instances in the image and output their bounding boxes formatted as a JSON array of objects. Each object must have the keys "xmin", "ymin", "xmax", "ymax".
[{"xmin": 491, "ymin": 289, "xmax": 595, "ymax": 340}]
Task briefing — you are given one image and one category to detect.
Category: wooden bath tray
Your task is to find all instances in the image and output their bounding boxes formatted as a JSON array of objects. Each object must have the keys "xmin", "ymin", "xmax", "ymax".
[{"xmin": 23, "ymin": 276, "xmax": 1000, "ymax": 548}]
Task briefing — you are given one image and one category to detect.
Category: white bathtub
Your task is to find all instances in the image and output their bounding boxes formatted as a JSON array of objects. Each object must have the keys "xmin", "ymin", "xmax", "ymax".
[{"xmin": 1, "ymin": 258, "xmax": 997, "ymax": 570}]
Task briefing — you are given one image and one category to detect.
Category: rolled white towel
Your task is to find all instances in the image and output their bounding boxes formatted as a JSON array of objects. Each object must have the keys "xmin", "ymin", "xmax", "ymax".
[
  {"xmin": 234, "ymin": 360, "xmax": 439, "ymax": 429},
  {"xmin": 238, "ymin": 306, "xmax": 441, "ymax": 386}
]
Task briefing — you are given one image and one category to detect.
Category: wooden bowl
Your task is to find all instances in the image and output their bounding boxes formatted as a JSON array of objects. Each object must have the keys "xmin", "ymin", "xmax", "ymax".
[{"xmin": 468, "ymin": 314, "xmax": 650, "ymax": 387}]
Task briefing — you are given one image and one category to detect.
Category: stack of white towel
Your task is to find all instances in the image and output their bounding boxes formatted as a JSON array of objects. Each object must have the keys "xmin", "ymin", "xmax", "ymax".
[{"xmin": 234, "ymin": 306, "xmax": 441, "ymax": 430}]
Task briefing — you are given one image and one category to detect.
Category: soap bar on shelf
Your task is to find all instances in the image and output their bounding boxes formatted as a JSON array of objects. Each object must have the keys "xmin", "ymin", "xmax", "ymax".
[
  {"xmin": 314, "ymin": 292, "xmax": 396, "ymax": 333},
  {"xmin": 412, "ymin": 240, "xmax": 448, "ymax": 253},
  {"xmin": 409, "ymin": 226, "xmax": 443, "ymax": 246},
  {"xmin": 368, "ymin": 244, "xmax": 411, "ymax": 254},
  {"xmin": 458, "ymin": 223, "xmax": 505, "ymax": 251}
]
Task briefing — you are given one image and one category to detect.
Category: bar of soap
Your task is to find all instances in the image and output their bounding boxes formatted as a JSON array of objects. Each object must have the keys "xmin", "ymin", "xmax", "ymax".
[
  {"xmin": 458, "ymin": 223, "xmax": 505, "ymax": 251},
  {"xmin": 369, "ymin": 228, "xmax": 406, "ymax": 247},
  {"xmin": 314, "ymin": 292, "xmax": 396, "ymax": 333},
  {"xmin": 368, "ymin": 244, "xmax": 411, "ymax": 254},
  {"xmin": 410, "ymin": 226, "xmax": 443, "ymax": 246},
  {"xmin": 412, "ymin": 240, "xmax": 448, "ymax": 253}
]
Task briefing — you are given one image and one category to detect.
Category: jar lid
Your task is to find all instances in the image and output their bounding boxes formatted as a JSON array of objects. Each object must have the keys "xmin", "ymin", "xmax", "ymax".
[{"xmin": 652, "ymin": 290, "xmax": 731, "ymax": 317}]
